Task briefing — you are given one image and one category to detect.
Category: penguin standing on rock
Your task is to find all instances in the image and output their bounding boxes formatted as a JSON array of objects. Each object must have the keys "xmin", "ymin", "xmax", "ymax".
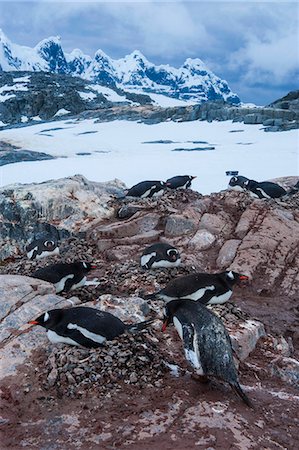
[
  {"xmin": 166, "ymin": 175, "xmax": 196, "ymax": 189},
  {"xmin": 31, "ymin": 261, "xmax": 96, "ymax": 293},
  {"xmin": 145, "ymin": 271, "xmax": 249, "ymax": 305},
  {"xmin": 161, "ymin": 299, "xmax": 252, "ymax": 406},
  {"xmin": 28, "ymin": 306, "xmax": 154, "ymax": 347},
  {"xmin": 126, "ymin": 181, "xmax": 167, "ymax": 198},
  {"xmin": 26, "ymin": 238, "xmax": 59, "ymax": 260},
  {"xmin": 141, "ymin": 243, "xmax": 181, "ymax": 269},
  {"xmin": 243, "ymin": 179, "xmax": 287, "ymax": 199}
]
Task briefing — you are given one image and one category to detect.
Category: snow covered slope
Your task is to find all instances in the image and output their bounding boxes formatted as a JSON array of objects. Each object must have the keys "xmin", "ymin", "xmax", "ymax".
[
  {"xmin": 0, "ymin": 118, "xmax": 296, "ymax": 194},
  {"xmin": 0, "ymin": 29, "xmax": 240, "ymax": 105}
]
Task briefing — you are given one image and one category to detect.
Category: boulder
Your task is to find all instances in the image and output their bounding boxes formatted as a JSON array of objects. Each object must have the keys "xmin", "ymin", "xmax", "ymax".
[
  {"xmin": 0, "ymin": 175, "xmax": 126, "ymax": 260},
  {"xmin": 188, "ymin": 229, "xmax": 216, "ymax": 251},
  {"xmin": 0, "ymin": 274, "xmax": 81, "ymax": 379},
  {"xmin": 165, "ymin": 215, "xmax": 197, "ymax": 237},
  {"xmin": 216, "ymin": 239, "xmax": 241, "ymax": 268}
]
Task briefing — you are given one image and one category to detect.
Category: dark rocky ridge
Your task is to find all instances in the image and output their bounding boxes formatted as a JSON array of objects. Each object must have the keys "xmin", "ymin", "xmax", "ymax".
[
  {"xmin": 0, "ymin": 71, "xmax": 151, "ymax": 126},
  {"xmin": 0, "ymin": 140, "xmax": 54, "ymax": 166},
  {"xmin": 0, "ymin": 72, "xmax": 298, "ymax": 131}
]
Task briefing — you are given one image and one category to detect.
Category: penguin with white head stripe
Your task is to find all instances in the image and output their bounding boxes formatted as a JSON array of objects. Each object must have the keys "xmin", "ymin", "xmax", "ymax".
[
  {"xmin": 166, "ymin": 175, "xmax": 196, "ymax": 190},
  {"xmin": 28, "ymin": 306, "xmax": 154, "ymax": 348},
  {"xmin": 145, "ymin": 270, "xmax": 249, "ymax": 304},
  {"xmin": 161, "ymin": 299, "xmax": 252, "ymax": 406},
  {"xmin": 126, "ymin": 181, "xmax": 167, "ymax": 198},
  {"xmin": 26, "ymin": 237, "xmax": 59, "ymax": 260},
  {"xmin": 243, "ymin": 179, "xmax": 287, "ymax": 199},
  {"xmin": 228, "ymin": 175, "xmax": 250, "ymax": 192},
  {"xmin": 141, "ymin": 242, "xmax": 181, "ymax": 269},
  {"xmin": 31, "ymin": 261, "xmax": 96, "ymax": 293}
]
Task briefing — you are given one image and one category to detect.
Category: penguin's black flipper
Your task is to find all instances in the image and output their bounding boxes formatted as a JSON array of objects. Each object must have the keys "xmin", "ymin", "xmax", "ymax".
[
  {"xmin": 126, "ymin": 318, "xmax": 156, "ymax": 333},
  {"xmin": 231, "ymin": 382, "xmax": 253, "ymax": 408}
]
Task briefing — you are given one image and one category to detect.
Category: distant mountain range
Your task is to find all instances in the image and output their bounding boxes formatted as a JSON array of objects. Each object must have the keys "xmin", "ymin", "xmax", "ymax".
[{"xmin": 0, "ymin": 29, "xmax": 240, "ymax": 105}]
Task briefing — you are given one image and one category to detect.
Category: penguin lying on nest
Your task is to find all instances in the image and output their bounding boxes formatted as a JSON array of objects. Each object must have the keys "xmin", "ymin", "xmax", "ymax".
[
  {"xmin": 161, "ymin": 299, "xmax": 252, "ymax": 406},
  {"xmin": 243, "ymin": 179, "xmax": 287, "ymax": 199},
  {"xmin": 26, "ymin": 238, "xmax": 59, "ymax": 260},
  {"xmin": 145, "ymin": 271, "xmax": 249, "ymax": 305},
  {"xmin": 31, "ymin": 261, "xmax": 96, "ymax": 293},
  {"xmin": 228, "ymin": 175, "xmax": 287, "ymax": 199},
  {"xmin": 141, "ymin": 242, "xmax": 181, "ymax": 269},
  {"xmin": 166, "ymin": 175, "xmax": 196, "ymax": 189},
  {"xmin": 29, "ymin": 306, "xmax": 154, "ymax": 348},
  {"xmin": 228, "ymin": 175, "xmax": 250, "ymax": 191},
  {"xmin": 126, "ymin": 180, "xmax": 167, "ymax": 198}
]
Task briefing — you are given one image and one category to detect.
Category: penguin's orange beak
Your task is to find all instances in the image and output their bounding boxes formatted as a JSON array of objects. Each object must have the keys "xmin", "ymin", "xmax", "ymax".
[
  {"xmin": 90, "ymin": 264, "xmax": 97, "ymax": 270},
  {"xmin": 239, "ymin": 275, "xmax": 249, "ymax": 281},
  {"xmin": 28, "ymin": 320, "xmax": 39, "ymax": 325},
  {"xmin": 161, "ymin": 318, "xmax": 169, "ymax": 332}
]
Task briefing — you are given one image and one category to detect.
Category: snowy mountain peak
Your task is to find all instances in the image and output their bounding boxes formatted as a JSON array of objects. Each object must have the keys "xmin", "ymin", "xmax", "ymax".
[
  {"xmin": 127, "ymin": 50, "xmax": 147, "ymax": 61},
  {"xmin": 0, "ymin": 28, "xmax": 9, "ymax": 43},
  {"xmin": 0, "ymin": 30, "xmax": 241, "ymax": 104},
  {"xmin": 183, "ymin": 57, "xmax": 207, "ymax": 71},
  {"xmin": 94, "ymin": 48, "xmax": 111, "ymax": 62}
]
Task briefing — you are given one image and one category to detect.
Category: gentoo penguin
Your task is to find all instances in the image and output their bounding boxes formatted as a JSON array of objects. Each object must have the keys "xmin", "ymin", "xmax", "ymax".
[
  {"xmin": 145, "ymin": 271, "xmax": 249, "ymax": 305},
  {"xmin": 243, "ymin": 179, "xmax": 287, "ymax": 199},
  {"xmin": 287, "ymin": 180, "xmax": 299, "ymax": 196},
  {"xmin": 161, "ymin": 299, "xmax": 252, "ymax": 406},
  {"xmin": 31, "ymin": 261, "xmax": 96, "ymax": 293},
  {"xmin": 26, "ymin": 238, "xmax": 59, "ymax": 260},
  {"xmin": 228, "ymin": 175, "xmax": 250, "ymax": 192},
  {"xmin": 141, "ymin": 243, "xmax": 181, "ymax": 269},
  {"xmin": 126, "ymin": 181, "xmax": 166, "ymax": 198},
  {"xmin": 166, "ymin": 175, "xmax": 196, "ymax": 189},
  {"xmin": 28, "ymin": 306, "xmax": 154, "ymax": 348}
]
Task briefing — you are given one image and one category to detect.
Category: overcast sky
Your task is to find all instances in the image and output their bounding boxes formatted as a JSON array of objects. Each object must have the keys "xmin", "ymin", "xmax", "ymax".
[{"xmin": 0, "ymin": 0, "xmax": 298, "ymax": 104}]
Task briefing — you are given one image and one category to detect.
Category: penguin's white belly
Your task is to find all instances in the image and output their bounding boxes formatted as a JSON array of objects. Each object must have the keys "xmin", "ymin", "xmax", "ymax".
[
  {"xmin": 173, "ymin": 318, "xmax": 204, "ymax": 375},
  {"xmin": 70, "ymin": 276, "xmax": 87, "ymax": 290},
  {"xmin": 248, "ymin": 191, "xmax": 259, "ymax": 199},
  {"xmin": 141, "ymin": 188, "xmax": 153, "ymax": 198},
  {"xmin": 228, "ymin": 185, "xmax": 244, "ymax": 192},
  {"xmin": 208, "ymin": 289, "xmax": 232, "ymax": 305},
  {"xmin": 47, "ymin": 330, "xmax": 80, "ymax": 346},
  {"xmin": 36, "ymin": 247, "xmax": 60, "ymax": 260},
  {"xmin": 152, "ymin": 189, "xmax": 164, "ymax": 197},
  {"xmin": 188, "ymin": 286, "xmax": 215, "ymax": 301},
  {"xmin": 151, "ymin": 258, "xmax": 181, "ymax": 269},
  {"xmin": 54, "ymin": 274, "xmax": 74, "ymax": 293},
  {"xmin": 141, "ymin": 252, "xmax": 156, "ymax": 268},
  {"xmin": 256, "ymin": 187, "xmax": 271, "ymax": 199},
  {"xmin": 160, "ymin": 285, "xmax": 215, "ymax": 302},
  {"xmin": 27, "ymin": 246, "xmax": 38, "ymax": 260},
  {"xmin": 67, "ymin": 323, "xmax": 106, "ymax": 344}
]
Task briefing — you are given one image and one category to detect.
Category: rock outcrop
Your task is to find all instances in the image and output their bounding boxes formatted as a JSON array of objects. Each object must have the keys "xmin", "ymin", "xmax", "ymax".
[{"xmin": 0, "ymin": 174, "xmax": 126, "ymax": 260}]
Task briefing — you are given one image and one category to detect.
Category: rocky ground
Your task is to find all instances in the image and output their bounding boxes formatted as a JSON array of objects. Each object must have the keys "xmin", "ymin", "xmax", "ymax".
[{"xmin": 0, "ymin": 179, "xmax": 299, "ymax": 449}]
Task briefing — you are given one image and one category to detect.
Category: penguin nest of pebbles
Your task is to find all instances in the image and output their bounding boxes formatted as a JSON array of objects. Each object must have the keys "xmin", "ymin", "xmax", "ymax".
[{"xmin": 36, "ymin": 329, "xmax": 172, "ymax": 399}]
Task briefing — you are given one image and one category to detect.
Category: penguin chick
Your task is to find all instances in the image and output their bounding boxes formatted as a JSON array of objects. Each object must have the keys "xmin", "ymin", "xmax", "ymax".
[
  {"xmin": 166, "ymin": 175, "xmax": 196, "ymax": 189},
  {"xmin": 28, "ymin": 306, "xmax": 154, "ymax": 348},
  {"xmin": 31, "ymin": 261, "xmax": 96, "ymax": 293},
  {"xmin": 162, "ymin": 299, "xmax": 252, "ymax": 407},
  {"xmin": 141, "ymin": 242, "xmax": 181, "ymax": 269},
  {"xmin": 145, "ymin": 271, "xmax": 249, "ymax": 305}
]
